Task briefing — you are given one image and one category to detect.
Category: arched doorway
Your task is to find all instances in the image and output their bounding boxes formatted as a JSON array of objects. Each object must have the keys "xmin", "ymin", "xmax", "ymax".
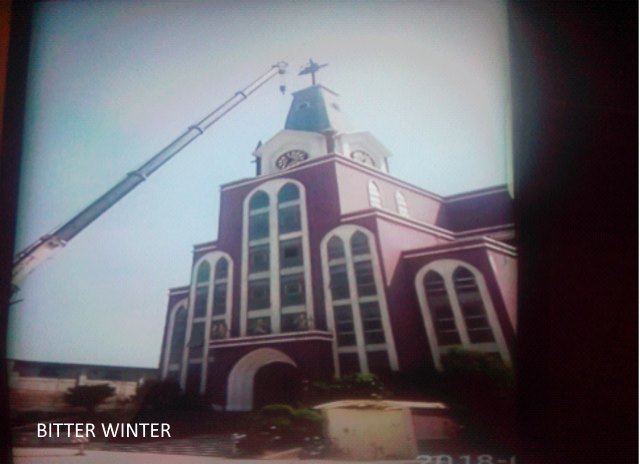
[
  {"xmin": 226, "ymin": 348, "xmax": 298, "ymax": 411},
  {"xmin": 253, "ymin": 362, "xmax": 301, "ymax": 410}
]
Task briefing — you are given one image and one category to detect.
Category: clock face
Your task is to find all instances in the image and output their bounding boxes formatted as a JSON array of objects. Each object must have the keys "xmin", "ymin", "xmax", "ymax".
[
  {"xmin": 350, "ymin": 150, "xmax": 376, "ymax": 167},
  {"xmin": 276, "ymin": 150, "xmax": 309, "ymax": 170}
]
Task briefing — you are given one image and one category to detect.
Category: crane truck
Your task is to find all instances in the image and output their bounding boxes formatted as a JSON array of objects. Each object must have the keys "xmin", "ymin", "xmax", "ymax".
[{"xmin": 11, "ymin": 61, "xmax": 288, "ymax": 292}]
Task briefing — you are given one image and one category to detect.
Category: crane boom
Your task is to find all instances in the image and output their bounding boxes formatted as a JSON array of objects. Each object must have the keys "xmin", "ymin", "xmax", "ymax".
[{"xmin": 12, "ymin": 61, "xmax": 288, "ymax": 289}]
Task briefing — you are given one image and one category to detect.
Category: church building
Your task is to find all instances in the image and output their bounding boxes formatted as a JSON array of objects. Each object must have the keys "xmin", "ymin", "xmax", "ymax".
[{"xmin": 159, "ymin": 66, "xmax": 517, "ymax": 411}]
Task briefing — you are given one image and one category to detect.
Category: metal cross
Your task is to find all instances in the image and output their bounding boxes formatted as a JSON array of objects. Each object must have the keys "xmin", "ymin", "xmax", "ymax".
[{"xmin": 298, "ymin": 59, "xmax": 328, "ymax": 85}]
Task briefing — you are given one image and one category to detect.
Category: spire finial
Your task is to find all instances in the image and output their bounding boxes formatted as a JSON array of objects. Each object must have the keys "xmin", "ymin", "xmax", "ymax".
[{"xmin": 298, "ymin": 59, "xmax": 328, "ymax": 86}]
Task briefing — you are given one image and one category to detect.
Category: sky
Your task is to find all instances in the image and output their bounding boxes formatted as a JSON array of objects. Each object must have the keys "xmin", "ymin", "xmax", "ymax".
[{"xmin": 7, "ymin": 0, "xmax": 510, "ymax": 368}]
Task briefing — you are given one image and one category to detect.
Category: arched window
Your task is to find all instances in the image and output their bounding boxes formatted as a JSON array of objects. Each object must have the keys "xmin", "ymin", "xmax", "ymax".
[
  {"xmin": 169, "ymin": 306, "xmax": 187, "ymax": 364},
  {"xmin": 194, "ymin": 262, "xmax": 210, "ymax": 318},
  {"xmin": 277, "ymin": 183, "xmax": 300, "ymax": 202},
  {"xmin": 424, "ymin": 271, "xmax": 460, "ymax": 346},
  {"xmin": 249, "ymin": 191, "xmax": 269, "ymax": 210},
  {"xmin": 350, "ymin": 231, "xmax": 370, "ymax": 255},
  {"xmin": 395, "ymin": 191, "xmax": 409, "ymax": 217},
  {"xmin": 249, "ymin": 191, "xmax": 270, "ymax": 241},
  {"xmin": 453, "ymin": 267, "xmax": 495, "ymax": 343},
  {"xmin": 242, "ymin": 180, "xmax": 312, "ymax": 337},
  {"xmin": 327, "ymin": 236, "xmax": 345, "ymax": 260},
  {"xmin": 278, "ymin": 184, "xmax": 301, "ymax": 234},
  {"xmin": 368, "ymin": 181, "xmax": 382, "ymax": 208},
  {"xmin": 321, "ymin": 226, "xmax": 398, "ymax": 376},
  {"xmin": 196, "ymin": 261, "xmax": 210, "ymax": 283},
  {"xmin": 212, "ymin": 258, "xmax": 229, "ymax": 317},
  {"xmin": 214, "ymin": 259, "xmax": 228, "ymax": 279},
  {"xmin": 415, "ymin": 260, "xmax": 509, "ymax": 371},
  {"xmin": 183, "ymin": 253, "xmax": 233, "ymax": 394}
]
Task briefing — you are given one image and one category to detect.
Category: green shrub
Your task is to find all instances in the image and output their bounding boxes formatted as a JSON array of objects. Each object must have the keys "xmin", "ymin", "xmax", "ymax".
[
  {"xmin": 310, "ymin": 372, "xmax": 389, "ymax": 402},
  {"xmin": 292, "ymin": 407, "xmax": 323, "ymax": 423},
  {"xmin": 441, "ymin": 347, "xmax": 514, "ymax": 390},
  {"xmin": 134, "ymin": 380, "xmax": 182, "ymax": 411},
  {"xmin": 259, "ymin": 404, "xmax": 294, "ymax": 418},
  {"xmin": 64, "ymin": 384, "xmax": 115, "ymax": 413},
  {"xmin": 258, "ymin": 404, "xmax": 323, "ymax": 437}
]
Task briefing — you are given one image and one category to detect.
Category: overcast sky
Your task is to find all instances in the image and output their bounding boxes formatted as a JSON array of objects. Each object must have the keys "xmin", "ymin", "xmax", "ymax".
[{"xmin": 7, "ymin": 0, "xmax": 510, "ymax": 368}]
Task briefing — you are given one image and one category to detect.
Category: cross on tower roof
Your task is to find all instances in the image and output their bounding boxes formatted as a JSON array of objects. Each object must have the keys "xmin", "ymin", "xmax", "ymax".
[{"xmin": 298, "ymin": 59, "xmax": 328, "ymax": 86}]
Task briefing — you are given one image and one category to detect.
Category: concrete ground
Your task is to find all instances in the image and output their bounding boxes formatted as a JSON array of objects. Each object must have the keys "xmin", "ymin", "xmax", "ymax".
[
  {"xmin": 13, "ymin": 447, "xmax": 229, "ymax": 463},
  {"xmin": 12, "ymin": 447, "xmax": 419, "ymax": 464}
]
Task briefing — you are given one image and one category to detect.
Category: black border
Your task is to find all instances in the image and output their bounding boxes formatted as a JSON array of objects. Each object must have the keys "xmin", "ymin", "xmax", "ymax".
[
  {"xmin": 1, "ymin": 2, "xmax": 33, "ymax": 463},
  {"xmin": 511, "ymin": 2, "xmax": 637, "ymax": 463}
]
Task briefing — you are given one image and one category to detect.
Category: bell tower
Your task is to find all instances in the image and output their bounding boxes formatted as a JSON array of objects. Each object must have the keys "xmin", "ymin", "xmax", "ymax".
[{"xmin": 253, "ymin": 60, "xmax": 393, "ymax": 175}]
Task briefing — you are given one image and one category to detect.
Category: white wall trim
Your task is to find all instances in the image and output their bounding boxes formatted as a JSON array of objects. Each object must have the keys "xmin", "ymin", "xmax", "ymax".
[
  {"xmin": 221, "ymin": 155, "xmax": 447, "ymax": 203},
  {"xmin": 161, "ymin": 298, "xmax": 188, "ymax": 379},
  {"xmin": 340, "ymin": 210, "xmax": 455, "ymax": 240},
  {"xmin": 404, "ymin": 239, "xmax": 517, "ymax": 259},
  {"xmin": 210, "ymin": 331, "xmax": 333, "ymax": 349},
  {"xmin": 226, "ymin": 348, "xmax": 297, "ymax": 411}
]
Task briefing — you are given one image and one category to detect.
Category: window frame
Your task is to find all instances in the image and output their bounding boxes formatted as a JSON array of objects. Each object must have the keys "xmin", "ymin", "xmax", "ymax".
[
  {"xmin": 240, "ymin": 179, "xmax": 313, "ymax": 336},
  {"xmin": 320, "ymin": 225, "xmax": 398, "ymax": 377},
  {"xmin": 414, "ymin": 259, "xmax": 510, "ymax": 371},
  {"xmin": 178, "ymin": 252, "xmax": 233, "ymax": 394},
  {"xmin": 368, "ymin": 180, "xmax": 382, "ymax": 208}
]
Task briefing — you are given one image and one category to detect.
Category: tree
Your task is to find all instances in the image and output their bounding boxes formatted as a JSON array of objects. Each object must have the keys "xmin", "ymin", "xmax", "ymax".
[
  {"xmin": 440, "ymin": 348, "xmax": 516, "ymax": 450},
  {"xmin": 64, "ymin": 384, "xmax": 115, "ymax": 413},
  {"xmin": 133, "ymin": 380, "xmax": 182, "ymax": 411}
]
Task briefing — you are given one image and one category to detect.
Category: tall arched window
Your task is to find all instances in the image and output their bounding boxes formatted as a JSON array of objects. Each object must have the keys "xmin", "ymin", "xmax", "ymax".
[
  {"xmin": 194, "ymin": 262, "xmax": 210, "ymax": 318},
  {"xmin": 395, "ymin": 191, "xmax": 409, "ymax": 217},
  {"xmin": 327, "ymin": 236, "xmax": 345, "ymax": 260},
  {"xmin": 169, "ymin": 307, "xmax": 188, "ymax": 363},
  {"xmin": 278, "ymin": 183, "xmax": 301, "ymax": 234},
  {"xmin": 249, "ymin": 191, "xmax": 269, "ymax": 240},
  {"xmin": 163, "ymin": 304, "xmax": 187, "ymax": 380},
  {"xmin": 368, "ymin": 181, "xmax": 382, "ymax": 208},
  {"xmin": 415, "ymin": 260, "xmax": 509, "ymax": 370},
  {"xmin": 242, "ymin": 179, "xmax": 312, "ymax": 336},
  {"xmin": 211, "ymin": 258, "xmax": 230, "ymax": 340},
  {"xmin": 351, "ymin": 231, "xmax": 370, "ymax": 255},
  {"xmin": 424, "ymin": 271, "xmax": 460, "ymax": 346},
  {"xmin": 453, "ymin": 267, "xmax": 495, "ymax": 343},
  {"xmin": 321, "ymin": 226, "xmax": 398, "ymax": 377},
  {"xmin": 182, "ymin": 252, "xmax": 233, "ymax": 394}
]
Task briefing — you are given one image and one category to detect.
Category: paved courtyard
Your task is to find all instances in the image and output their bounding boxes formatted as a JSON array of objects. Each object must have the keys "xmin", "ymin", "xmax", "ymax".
[
  {"xmin": 13, "ymin": 447, "xmax": 422, "ymax": 464},
  {"xmin": 12, "ymin": 430, "xmax": 237, "ymax": 458},
  {"xmin": 13, "ymin": 448, "xmax": 231, "ymax": 464}
]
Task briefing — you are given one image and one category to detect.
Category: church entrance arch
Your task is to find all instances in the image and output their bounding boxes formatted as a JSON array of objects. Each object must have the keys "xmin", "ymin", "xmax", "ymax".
[
  {"xmin": 253, "ymin": 362, "xmax": 301, "ymax": 410},
  {"xmin": 226, "ymin": 348, "xmax": 297, "ymax": 411}
]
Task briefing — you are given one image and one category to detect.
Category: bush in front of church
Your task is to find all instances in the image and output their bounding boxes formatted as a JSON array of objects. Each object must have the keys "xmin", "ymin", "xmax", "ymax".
[
  {"xmin": 308, "ymin": 372, "xmax": 390, "ymax": 404},
  {"xmin": 235, "ymin": 404, "xmax": 324, "ymax": 455},
  {"xmin": 64, "ymin": 384, "xmax": 116, "ymax": 414},
  {"xmin": 440, "ymin": 348, "xmax": 516, "ymax": 450},
  {"xmin": 258, "ymin": 404, "xmax": 323, "ymax": 437}
]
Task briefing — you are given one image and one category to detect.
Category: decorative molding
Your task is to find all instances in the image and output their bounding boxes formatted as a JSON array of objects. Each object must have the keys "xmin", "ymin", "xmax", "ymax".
[
  {"xmin": 210, "ymin": 330, "xmax": 333, "ymax": 349},
  {"xmin": 404, "ymin": 237, "xmax": 517, "ymax": 259},
  {"xmin": 442, "ymin": 185, "xmax": 510, "ymax": 202},
  {"xmin": 341, "ymin": 209, "xmax": 455, "ymax": 240}
]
